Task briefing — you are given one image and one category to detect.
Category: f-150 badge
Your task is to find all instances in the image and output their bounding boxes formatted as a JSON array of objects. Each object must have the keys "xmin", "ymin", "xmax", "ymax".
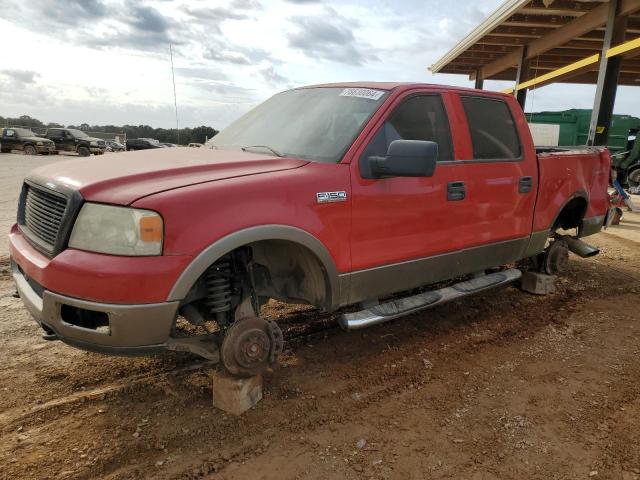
[{"xmin": 316, "ymin": 191, "xmax": 347, "ymax": 203}]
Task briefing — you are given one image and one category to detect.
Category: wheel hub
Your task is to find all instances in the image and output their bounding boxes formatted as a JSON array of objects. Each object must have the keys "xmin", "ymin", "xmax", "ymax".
[
  {"xmin": 544, "ymin": 240, "xmax": 569, "ymax": 275},
  {"xmin": 221, "ymin": 316, "xmax": 283, "ymax": 377}
]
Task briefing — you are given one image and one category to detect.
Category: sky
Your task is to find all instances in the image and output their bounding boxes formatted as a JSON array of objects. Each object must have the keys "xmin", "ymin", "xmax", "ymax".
[{"xmin": 1, "ymin": 0, "xmax": 639, "ymax": 129}]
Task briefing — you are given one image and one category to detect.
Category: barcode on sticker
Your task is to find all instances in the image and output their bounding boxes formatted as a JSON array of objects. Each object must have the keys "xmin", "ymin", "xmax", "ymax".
[{"xmin": 339, "ymin": 88, "xmax": 385, "ymax": 101}]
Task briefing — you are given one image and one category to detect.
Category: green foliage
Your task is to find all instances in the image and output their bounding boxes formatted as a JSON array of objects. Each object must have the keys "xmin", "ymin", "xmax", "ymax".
[{"xmin": 0, "ymin": 114, "xmax": 218, "ymax": 145}]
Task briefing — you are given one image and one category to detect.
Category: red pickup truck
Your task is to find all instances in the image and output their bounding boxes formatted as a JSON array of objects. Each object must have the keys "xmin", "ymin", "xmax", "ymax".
[{"xmin": 10, "ymin": 83, "xmax": 611, "ymax": 376}]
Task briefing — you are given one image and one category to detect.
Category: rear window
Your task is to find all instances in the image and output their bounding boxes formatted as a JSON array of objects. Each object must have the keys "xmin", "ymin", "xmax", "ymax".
[{"xmin": 461, "ymin": 96, "xmax": 521, "ymax": 160}]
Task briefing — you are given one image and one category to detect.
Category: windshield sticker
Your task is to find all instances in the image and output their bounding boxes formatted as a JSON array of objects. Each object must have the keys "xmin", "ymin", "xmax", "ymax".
[{"xmin": 339, "ymin": 88, "xmax": 385, "ymax": 101}]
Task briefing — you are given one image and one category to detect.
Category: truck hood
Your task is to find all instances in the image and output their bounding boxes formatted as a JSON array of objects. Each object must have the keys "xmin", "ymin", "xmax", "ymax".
[
  {"xmin": 23, "ymin": 136, "xmax": 53, "ymax": 144},
  {"xmin": 29, "ymin": 147, "xmax": 308, "ymax": 205}
]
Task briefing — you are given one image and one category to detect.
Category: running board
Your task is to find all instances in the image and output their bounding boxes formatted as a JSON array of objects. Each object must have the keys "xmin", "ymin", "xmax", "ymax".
[{"xmin": 339, "ymin": 268, "xmax": 522, "ymax": 330}]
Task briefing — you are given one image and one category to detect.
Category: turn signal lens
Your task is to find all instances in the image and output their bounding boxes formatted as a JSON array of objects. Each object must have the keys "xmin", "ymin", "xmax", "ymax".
[{"xmin": 139, "ymin": 216, "xmax": 163, "ymax": 243}]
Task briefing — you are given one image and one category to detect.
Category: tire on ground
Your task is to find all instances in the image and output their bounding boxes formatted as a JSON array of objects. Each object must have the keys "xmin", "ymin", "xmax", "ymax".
[
  {"xmin": 77, "ymin": 146, "xmax": 90, "ymax": 157},
  {"xmin": 24, "ymin": 145, "xmax": 37, "ymax": 155},
  {"xmin": 628, "ymin": 167, "xmax": 640, "ymax": 187}
]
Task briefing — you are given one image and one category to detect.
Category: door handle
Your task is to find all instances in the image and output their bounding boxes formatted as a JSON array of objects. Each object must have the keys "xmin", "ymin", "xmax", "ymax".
[
  {"xmin": 518, "ymin": 176, "xmax": 533, "ymax": 193},
  {"xmin": 447, "ymin": 181, "xmax": 466, "ymax": 201}
]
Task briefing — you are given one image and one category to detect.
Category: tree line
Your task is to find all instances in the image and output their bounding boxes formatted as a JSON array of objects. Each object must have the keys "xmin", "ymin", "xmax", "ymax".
[{"xmin": 0, "ymin": 114, "xmax": 218, "ymax": 145}]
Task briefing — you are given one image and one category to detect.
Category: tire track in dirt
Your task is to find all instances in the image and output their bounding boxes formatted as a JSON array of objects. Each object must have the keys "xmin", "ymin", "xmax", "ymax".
[{"xmin": 1, "ymin": 233, "xmax": 639, "ymax": 480}]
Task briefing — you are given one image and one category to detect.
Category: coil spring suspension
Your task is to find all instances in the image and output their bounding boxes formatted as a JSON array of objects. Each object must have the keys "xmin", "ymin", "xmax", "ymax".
[{"xmin": 204, "ymin": 258, "xmax": 232, "ymax": 323}]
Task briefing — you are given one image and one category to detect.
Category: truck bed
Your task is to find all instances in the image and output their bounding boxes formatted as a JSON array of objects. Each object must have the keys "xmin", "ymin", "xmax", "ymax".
[
  {"xmin": 533, "ymin": 147, "xmax": 611, "ymax": 234},
  {"xmin": 535, "ymin": 145, "xmax": 601, "ymax": 155}
]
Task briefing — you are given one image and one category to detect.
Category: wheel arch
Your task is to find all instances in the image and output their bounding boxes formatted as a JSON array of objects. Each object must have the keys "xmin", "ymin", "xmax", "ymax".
[
  {"xmin": 166, "ymin": 225, "xmax": 341, "ymax": 311},
  {"xmin": 549, "ymin": 190, "xmax": 589, "ymax": 233},
  {"xmin": 23, "ymin": 143, "xmax": 37, "ymax": 154}
]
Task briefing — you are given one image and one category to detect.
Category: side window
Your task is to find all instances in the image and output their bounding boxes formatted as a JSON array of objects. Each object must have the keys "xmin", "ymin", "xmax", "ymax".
[
  {"xmin": 460, "ymin": 96, "xmax": 522, "ymax": 160},
  {"xmin": 5, "ymin": 129, "xmax": 15, "ymax": 137},
  {"xmin": 362, "ymin": 95, "xmax": 453, "ymax": 162},
  {"xmin": 48, "ymin": 130, "xmax": 61, "ymax": 139}
]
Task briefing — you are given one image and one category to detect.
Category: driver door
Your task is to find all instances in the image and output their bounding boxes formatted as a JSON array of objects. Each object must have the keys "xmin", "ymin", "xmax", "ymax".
[
  {"xmin": 348, "ymin": 92, "xmax": 471, "ymax": 302},
  {"xmin": 2, "ymin": 129, "xmax": 19, "ymax": 151}
]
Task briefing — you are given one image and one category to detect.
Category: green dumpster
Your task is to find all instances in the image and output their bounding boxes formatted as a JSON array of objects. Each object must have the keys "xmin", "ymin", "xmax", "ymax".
[{"xmin": 527, "ymin": 109, "xmax": 640, "ymax": 185}]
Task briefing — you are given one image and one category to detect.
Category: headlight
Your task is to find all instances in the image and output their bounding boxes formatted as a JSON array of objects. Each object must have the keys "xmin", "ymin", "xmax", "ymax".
[{"xmin": 69, "ymin": 203, "xmax": 163, "ymax": 256}]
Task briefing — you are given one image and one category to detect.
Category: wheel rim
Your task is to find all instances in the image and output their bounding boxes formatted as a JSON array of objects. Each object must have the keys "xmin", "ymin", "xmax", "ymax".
[{"xmin": 25, "ymin": 146, "xmax": 36, "ymax": 155}]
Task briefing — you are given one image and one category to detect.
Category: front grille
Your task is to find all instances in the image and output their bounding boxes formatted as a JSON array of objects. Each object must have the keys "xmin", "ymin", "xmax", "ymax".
[{"xmin": 21, "ymin": 184, "xmax": 68, "ymax": 251}]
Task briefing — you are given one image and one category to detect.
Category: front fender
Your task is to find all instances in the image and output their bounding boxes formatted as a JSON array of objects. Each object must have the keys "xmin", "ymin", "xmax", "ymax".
[{"xmin": 166, "ymin": 224, "xmax": 341, "ymax": 310}]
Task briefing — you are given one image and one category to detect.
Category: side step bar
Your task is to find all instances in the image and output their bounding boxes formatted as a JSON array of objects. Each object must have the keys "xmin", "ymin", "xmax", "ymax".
[{"xmin": 339, "ymin": 268, "xmax": 522, "ymax": 330}]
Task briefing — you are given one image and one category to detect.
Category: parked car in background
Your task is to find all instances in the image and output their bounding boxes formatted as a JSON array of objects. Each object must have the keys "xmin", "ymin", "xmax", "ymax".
[
  {"xmin": 126, "ymin": 138, "xmax": 163, "ymax": 151},
  {"xmin": 45, "ymin": 128, "xmax": 106, "ymax": 156},
  {"xmin": 188, "ymin": 142, "xmax": 203, "ymax": 148},
  {"xmin": 104, "ymin": 140, "xmax": 125, "ymax": 152},
  {"xmin": 1, "ymin": 127, "xmax": 56, "ymax": 155},
  {"xmin": 160, "ymin": 142, "xmax": 178, "ymax": 148}
]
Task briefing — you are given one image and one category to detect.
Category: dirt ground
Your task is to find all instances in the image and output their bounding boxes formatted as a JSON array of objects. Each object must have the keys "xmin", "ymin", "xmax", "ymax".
[{"xmin": 1, "ymin": 213, "xmax": 639, "ymax": 480}]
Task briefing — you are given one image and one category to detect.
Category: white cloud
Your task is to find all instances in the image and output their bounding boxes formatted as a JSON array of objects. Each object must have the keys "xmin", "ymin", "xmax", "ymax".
[{"xmin": 0, "ymin": 0, "xmax": 638, "ymax": 129}]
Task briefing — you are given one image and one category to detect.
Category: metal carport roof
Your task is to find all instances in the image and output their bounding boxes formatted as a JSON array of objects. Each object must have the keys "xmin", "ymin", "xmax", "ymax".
[
  {"xmin": 430, "ymin": 0, "xmax": 640, "ymax": 87},
  {"xmin": 430, "ymin": 0, "xmax": 640, "ymax": 145}
]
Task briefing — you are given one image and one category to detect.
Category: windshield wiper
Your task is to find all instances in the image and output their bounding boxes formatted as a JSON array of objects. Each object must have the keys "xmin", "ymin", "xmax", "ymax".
[{"xmin": 241, "ymin": 145, "xmax": 283, "ymax": 157}]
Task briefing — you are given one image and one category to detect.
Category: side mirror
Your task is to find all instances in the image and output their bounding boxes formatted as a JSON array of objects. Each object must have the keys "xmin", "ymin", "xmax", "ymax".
[{"xmin": 365, "ymin": 140, "xmax": 438, "ymax": 179}]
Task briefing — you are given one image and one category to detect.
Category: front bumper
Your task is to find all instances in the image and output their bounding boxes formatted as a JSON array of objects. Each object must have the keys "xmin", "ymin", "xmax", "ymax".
[
  {"xmin": 89, "ymin": 146, "xmax": 105, "ymax": 154},
  {"xmin": 36, "ymin": 145, "xmax": 56, "ymax": 154},
  {"xmin": 9, "ymin": 225, "xmax": 192, "ymax": 304},
  {"xmin": 11, "ymin": 259, "xmax": 180, "ymax": 355}
]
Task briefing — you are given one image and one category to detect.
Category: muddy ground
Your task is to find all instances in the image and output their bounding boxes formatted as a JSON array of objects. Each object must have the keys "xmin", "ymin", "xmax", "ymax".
[{"xmin": 1, "ymin": 226, "xmax": 639, "ymax": 480}]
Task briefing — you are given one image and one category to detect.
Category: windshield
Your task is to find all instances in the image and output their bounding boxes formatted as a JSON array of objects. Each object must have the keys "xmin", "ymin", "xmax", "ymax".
[
  {"xmin": 14, "ymin": 128, "xmax": 35, "ymax": 137},
  {"xmin": 206, "ymin": 87, "xmax": 389, "ymax": 163},
  {"xmin": 67, "ymin": 129, "xmax": 90, "ymax": 139}
]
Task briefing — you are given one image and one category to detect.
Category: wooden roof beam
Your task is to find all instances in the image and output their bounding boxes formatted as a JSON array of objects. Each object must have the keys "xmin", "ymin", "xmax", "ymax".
[
  {"xmin": 503, "ymin": 53, "xmax": 601, "ymax": 92},
  {"xmin": 559, "ymin": 71, "xmax": 640, "ymax": 84},
  {"xmin": 479, "ymin": 0, "xmax": 640, "ymax": 79},
  {"xmin": 607, "ymin": 36, "xmax": 640, "ymax": 58},
  {"xmin": 532, "ymin": 63, "xmax": 640, "ymax": 73}
]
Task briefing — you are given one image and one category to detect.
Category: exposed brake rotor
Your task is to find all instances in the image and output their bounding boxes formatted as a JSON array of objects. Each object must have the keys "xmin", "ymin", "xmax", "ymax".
[
  {"xmin": 221, "ymin": 316, "xmax": 284, "ymax": 377},
  {"xmin": 543, "ymin": 239, "xmax": 569, "ymax": 275}
]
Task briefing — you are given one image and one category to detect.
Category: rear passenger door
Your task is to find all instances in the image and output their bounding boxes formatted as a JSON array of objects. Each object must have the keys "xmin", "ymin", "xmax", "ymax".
[{"xmin": 456, "ymin": 94, "xmax": 537, "ymax": 247}]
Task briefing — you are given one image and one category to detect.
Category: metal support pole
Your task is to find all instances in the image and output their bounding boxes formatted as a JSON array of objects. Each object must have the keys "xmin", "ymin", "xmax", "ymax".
[
  {"xmin": 588, "ymin": 0, "xmax": 627, "ymax": 146},
  {"xmin": 514, "ymin": 46, "xmax": 530, "ymax": 110},
  {"xmin": 474, "ymin": 72, "xmax": 484, "ymax": 90}
]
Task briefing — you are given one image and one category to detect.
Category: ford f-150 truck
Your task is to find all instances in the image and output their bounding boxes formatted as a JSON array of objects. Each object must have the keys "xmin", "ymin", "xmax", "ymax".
[
  {"xmin": 45, "ymin": 128, "xmax": 106, "ymax": 156},
  {"xmin": 9, "ymin": 83, "xmax": 611, "ymax": 377}
]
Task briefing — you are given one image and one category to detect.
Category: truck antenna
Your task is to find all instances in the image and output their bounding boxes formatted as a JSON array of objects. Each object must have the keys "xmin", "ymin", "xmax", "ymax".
[{"xmin": 170, "ymin": 43, "xmax": 180, "ymax": 145}]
